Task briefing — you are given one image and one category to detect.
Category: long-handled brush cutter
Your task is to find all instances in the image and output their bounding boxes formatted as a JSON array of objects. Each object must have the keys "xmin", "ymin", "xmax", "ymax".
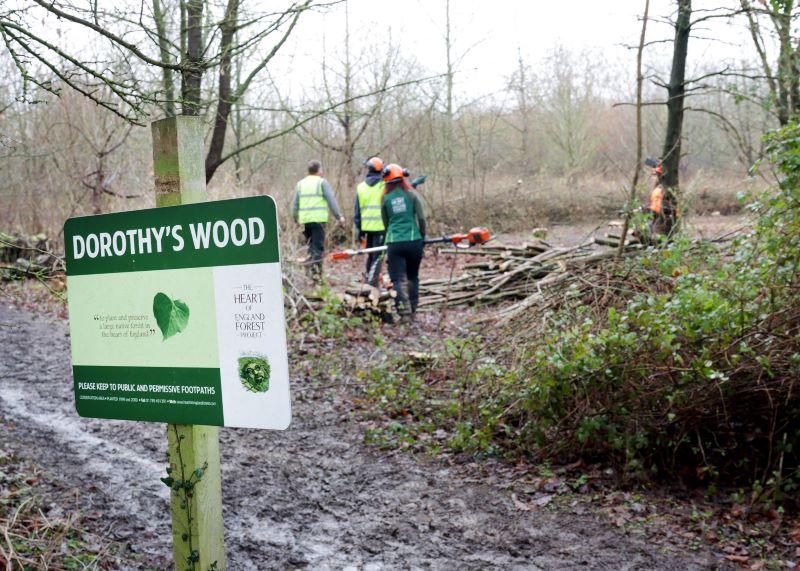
[
  {"xmin": 331, "ymin": 226, "xmax": 492, "ymax": 289},
  {"xmin": 330, "ymin": 227, "xmax": 492, "ymax": 262}
]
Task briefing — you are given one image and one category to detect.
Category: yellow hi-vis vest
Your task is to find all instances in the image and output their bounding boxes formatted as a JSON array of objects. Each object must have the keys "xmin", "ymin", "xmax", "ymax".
[
  {"xmin": 357, "ymin": 180, "xmax": 386, "ymax": 232},
  {"xmin": 296, "ymin": 175, "xmax": 328, "ymax": 224}
]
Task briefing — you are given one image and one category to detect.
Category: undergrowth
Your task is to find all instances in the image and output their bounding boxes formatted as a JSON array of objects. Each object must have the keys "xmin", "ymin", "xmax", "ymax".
[
  {"xmin": 0, "ymin": 448, "xmax": 118, "ymax": 569},
  {"xmin": 362, "ymin": 123, "xmax": 800, "ymax": 505}
]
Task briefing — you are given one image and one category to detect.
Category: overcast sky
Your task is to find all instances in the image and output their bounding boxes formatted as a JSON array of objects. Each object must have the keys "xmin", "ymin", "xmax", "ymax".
[
  {"xmin": 267, "ymin": 0, "xmax": 752, "ymax": 100},
  {"xmin": 12, "ymin": 0, "xmax": 758, "ymax": 108}
]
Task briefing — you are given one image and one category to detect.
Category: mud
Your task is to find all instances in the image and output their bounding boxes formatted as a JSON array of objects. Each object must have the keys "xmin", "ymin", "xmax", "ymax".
[{"xmin": 0, "ymin": 303, "xmax": 714, "ymax": 569}]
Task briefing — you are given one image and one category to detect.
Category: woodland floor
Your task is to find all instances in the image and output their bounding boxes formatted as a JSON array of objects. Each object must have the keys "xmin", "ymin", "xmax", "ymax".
[{"xmin": 0, "ymin": 215, "xmax": 756, "ymax": 570}]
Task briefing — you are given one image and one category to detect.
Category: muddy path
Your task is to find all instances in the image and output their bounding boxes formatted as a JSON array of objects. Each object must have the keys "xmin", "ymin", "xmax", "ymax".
[{"xmin": 0, "ymin": 302, "xmax": 714, "ymax": 569}]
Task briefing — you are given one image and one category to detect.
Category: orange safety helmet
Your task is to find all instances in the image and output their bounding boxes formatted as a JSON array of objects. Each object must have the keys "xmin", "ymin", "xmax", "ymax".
[
  {"xmin": 381, "ymin": 163, "xmax": 405, "ymax": 184},
  {"xmin": 363, "ymin": 156, "xmax": 384, "ymax": 172}
]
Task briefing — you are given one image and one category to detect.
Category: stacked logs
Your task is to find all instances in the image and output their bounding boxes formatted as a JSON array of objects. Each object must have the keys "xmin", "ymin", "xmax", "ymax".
[
  {"xmin": 338, "ymin": 283, "xmax": 397, "ymax": 319},
  {"xmin": 419, "ymin": 235, "xmax": 637, "ymax": 308},
  {"xmin": 0, "ymin": 232, "xmax": 63, "ymax": 281}
]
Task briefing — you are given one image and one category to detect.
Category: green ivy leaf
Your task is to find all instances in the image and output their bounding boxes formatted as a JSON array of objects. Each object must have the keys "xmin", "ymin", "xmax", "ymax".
[{"xmin": 153, "ymin": 292, "xmax": 190, "ymax": 340}]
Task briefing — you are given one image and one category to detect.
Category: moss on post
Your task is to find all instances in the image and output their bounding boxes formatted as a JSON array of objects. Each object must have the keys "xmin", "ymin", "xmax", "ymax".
[{"xmin": 151, "ymin": 115, "xmax": 226, "ymax": 570}]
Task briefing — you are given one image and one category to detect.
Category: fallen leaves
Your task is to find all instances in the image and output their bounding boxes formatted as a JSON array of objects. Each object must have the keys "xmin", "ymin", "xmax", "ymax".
[
  {"xmin": 511, "ymin": 493, "xmax": 553, "ymax": 511},
  {"xmin": 789, "ymin": 525, "xmax": 800, "ymax": 543}
]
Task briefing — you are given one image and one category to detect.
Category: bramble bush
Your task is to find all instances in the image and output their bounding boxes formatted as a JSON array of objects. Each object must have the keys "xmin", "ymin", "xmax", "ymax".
[{"xmin": 364, "ymin": 123, "xmax": 800, "ymax": 502}]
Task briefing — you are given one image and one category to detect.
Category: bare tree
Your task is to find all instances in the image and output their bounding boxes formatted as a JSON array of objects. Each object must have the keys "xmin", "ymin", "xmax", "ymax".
[
  {"xmin": 507, "ymin": 48, "xmax": 534, "ymax": 175},
  {"xmin": 536, "ymin": 46, "xmax": 604, "ymax": 179},
  {"xmin": 152, "ymin": 0, "xmax": 176, "ymax": 117},
  {"xmin": 0, "ymin": 0, "xmax": 316, "ymax": 182},
  {"xmin": 660, "ymin": 0, "xmax": 691, "ymax": 209},
  {"xmin": 740, "ymin": 0, "xmax": 800, "ymax": 126},
  {"xmin": 443, "ymin": 0, "xmax": 455, "ymax": 196},
  {"xmin": 279, "ymin": 1, "xmax": 416, "ymax": 202},
  {"xmin": 618, "ymin": 0, "xmax": 650, "ymax": 259}
]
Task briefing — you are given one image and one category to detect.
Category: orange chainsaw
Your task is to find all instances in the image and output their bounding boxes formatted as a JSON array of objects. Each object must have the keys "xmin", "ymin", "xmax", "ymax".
[{"xmin": 330, "ymin": 227, "xmax": 491, "ymax": 261}]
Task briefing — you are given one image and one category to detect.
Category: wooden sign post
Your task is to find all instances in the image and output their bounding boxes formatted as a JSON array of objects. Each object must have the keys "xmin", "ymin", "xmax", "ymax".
[
  {"xmin": 152, "ymin": 116, "xmax": 226, "ymax": 570},
  {"xmin": 64, "ymin": 115, "xmax": 291, "ymax": 569}
]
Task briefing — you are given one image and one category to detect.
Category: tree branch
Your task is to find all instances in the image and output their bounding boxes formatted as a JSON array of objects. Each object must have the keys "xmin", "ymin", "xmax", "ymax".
[
  {"xmin": 218, "ymin": 74, "xmax": 444, "ymax": 168},
  {"xmin": 30, "ymin": 0, "xmax": 184, "ymax": 71}
]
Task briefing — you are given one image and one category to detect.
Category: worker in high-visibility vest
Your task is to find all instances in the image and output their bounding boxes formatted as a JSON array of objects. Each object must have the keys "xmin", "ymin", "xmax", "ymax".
[
  {"xmin": 353, "ymin": 156, "xmax": 386, "ymax": 286},
  {"xmin": 291, "ymin": 160, "xmax": 344, "ymax": 281}
]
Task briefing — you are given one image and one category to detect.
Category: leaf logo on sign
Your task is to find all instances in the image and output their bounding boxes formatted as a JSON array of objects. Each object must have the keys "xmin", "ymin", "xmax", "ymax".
[{"xmin": 153, "ymin": 292, "xmax": 190, "ymax": 340}]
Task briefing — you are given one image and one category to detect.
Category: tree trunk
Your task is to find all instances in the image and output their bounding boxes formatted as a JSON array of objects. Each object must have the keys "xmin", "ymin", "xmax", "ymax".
[
  {"xmin": 205, "ymin": 0, "xmax": 240, "ymax": 181},
  {"xmin": 771, "ymin": 2, "xmax": 800, "ymax": 121},
  {"xmin": 741, "ymin": 0, "xmax": 791, "ymax": 125},
  {"xmin": 342, "ymin": 0, "xmax": 356, "ymax": 195},
  {"xmin": 661, "ymin": 0, "xmax": 691, "ymax": 195},
  {"xmin": 617, "ymin": 0, "xmax": 650, "ymax": 260},
  {"xmin": 233, "ymin": 33, "xmax": 243, "ymax": 184},
  {"xmin": 153, "ymin": 0, "xmax": 176, "ymax": 117},
  {"xmin": 92, "ymin": 165, "xmax": 103, "ymax": 215},
  {"xmin": 443, "ymin": 0, "xmax": 455, "ymax": 205},
  {"xmin": 179, "ymin": 0, "xmax": 187, "ymax": 58},
  {"xmin": 515, "ymin": 48, "xmax": 532, "ymax": 175},
  {"xmin": 181, "ymin": 0, "xmax": 203, "ymax": 116},
  {"xmin": 774, "ymin": 4, "xmax": 793, "ymax": 124}
]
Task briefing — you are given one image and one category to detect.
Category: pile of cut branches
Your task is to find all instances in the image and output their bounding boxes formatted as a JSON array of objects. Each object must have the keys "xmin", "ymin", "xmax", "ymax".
[{"xmin": 419, "ymin": 234, "xmax": 638, "ymax": 307}]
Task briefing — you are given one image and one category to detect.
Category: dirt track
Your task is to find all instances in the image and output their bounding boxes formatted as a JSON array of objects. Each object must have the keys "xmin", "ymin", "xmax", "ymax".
[{"xmin": 0, "ymin": 303, "xmax": 714, "ymax": 569}]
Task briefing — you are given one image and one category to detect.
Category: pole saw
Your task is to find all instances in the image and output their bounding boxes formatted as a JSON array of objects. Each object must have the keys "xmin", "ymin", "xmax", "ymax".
[{"xmin": 330, "ymin": 227, "xmax": 492, "ymax": 262}]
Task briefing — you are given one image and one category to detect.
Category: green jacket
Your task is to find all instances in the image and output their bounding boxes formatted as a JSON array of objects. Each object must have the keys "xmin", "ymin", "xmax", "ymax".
[{"xmin": 381, "ymin": 188, "xmax": 426, "ymax": 244}]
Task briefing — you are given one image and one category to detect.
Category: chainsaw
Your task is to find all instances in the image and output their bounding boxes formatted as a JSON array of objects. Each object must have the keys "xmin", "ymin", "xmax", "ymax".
[{"xmin": 330, "ymin": 227, "xmax": 492, "ymax": 261}]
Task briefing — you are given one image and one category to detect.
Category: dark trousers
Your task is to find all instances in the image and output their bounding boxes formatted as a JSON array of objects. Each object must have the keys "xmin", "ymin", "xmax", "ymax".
[
  {"xmin": 387, "ymin": 239, "xmax": 423, "ymax": 315},
  {"xmin": 303, "ymin": 222, "xmax": 325, "ymax": 280},
  {"xmin": 364, "ymin": 231, "xmax": 385, "ymax": 286},
  {"xmin": 649, "ymin": 201, "xmax": 678, "ymax": 242}
]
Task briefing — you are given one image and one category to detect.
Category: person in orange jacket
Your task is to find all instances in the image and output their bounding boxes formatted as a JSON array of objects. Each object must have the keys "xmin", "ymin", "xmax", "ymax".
[{"xmin": 644, "ymin": 158, "xmax": 677, "ymax": 240}]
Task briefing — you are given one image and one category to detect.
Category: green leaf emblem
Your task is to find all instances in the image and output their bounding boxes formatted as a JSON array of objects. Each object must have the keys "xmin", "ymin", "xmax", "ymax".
[{"xmin": 153, "ymin": 292, "xmax": 190, "ymax": 340}]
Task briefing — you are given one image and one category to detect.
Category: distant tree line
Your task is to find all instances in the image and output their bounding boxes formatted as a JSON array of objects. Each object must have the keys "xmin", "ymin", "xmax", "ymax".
[{"xmin": 0, "ymin": 0, "xmax": 798, "ymax": 235}]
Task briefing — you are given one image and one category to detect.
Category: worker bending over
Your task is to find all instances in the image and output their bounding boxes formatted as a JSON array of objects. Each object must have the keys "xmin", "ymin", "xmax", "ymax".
[
  {"xmin": 354, "ymin": 156, "xmax": 386, "ymax": 286},
  {"xmin": 292, "ymin": 160, "xmax": 344, "ymax": 282},
  {"xmin": 380, "ymin": 163, "xmax": 426, "ymax": 322}
]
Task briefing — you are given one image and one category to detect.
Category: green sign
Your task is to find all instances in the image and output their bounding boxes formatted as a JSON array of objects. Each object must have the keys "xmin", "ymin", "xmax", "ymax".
[{"xmin": 64, "ymin": 196, "xmax": 291, "ymax": 430}]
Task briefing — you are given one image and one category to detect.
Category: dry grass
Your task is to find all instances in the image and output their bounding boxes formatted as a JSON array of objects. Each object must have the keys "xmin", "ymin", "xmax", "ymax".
[
  {"xmin": 0, "ymin": 448, "xmax": 119, "ymax": 569},
  {"xmin": 0, "ymin": 171, "xmax": 757, "ymax": 251},
  {"xmin": 417, "ymin": 172, "xmax": 756, "ymax": 234}
]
